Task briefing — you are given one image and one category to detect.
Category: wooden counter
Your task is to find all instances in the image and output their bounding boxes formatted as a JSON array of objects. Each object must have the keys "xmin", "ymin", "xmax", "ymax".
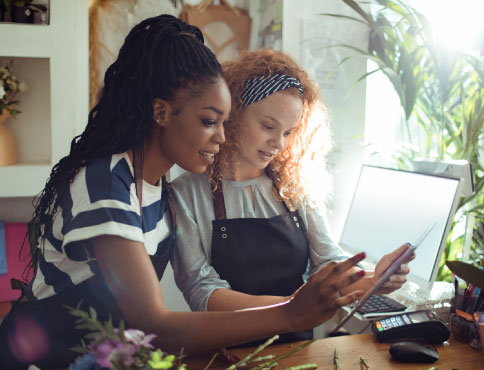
[{"xmin": 184, "ymin": 334, "xmax": 482, "ymax": 369}]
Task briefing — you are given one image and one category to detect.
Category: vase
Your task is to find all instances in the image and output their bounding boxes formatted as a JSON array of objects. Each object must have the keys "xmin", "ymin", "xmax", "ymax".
[{"xmin": 0, "ymin": 110, "xmax": 17, "ymax": 166}]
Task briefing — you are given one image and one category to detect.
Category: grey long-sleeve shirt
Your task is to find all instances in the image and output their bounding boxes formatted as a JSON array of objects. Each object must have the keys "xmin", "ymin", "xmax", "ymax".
[{"xmin": 170, "ymin": 172, "xmax": 347, "ymax": 312}]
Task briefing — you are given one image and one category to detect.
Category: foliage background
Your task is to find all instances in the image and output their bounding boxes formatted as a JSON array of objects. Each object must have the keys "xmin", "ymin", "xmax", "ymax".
[{"xmin": 325, "ymin": 0, "xmax": 484, "ymax": 281}]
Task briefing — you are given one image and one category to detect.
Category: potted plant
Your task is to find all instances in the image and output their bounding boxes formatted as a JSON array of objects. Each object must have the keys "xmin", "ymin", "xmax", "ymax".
[
  {"xmin": 322, "ymin": 0, "xmax": 484, "ymax": 279},
  {"xmin": 0, "ymin": 60, "xmax": 27, "ymax": 117},
  {"xmin": 0, "ymin": 60, "xmax": 27, "ymax": 166}
]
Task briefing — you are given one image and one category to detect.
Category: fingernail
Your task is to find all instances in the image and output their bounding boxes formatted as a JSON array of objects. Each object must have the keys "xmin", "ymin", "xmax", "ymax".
[
  {"xmin": 358, "ymin": 270, "xmax": 365, "ymax": 277},
  {"xmin": 407, "ymin": 242, "xmax": 413, "ymax": 247},
  {"xmin": 357, "ymin": 252, "xmax": 366, "ymax": 259}
]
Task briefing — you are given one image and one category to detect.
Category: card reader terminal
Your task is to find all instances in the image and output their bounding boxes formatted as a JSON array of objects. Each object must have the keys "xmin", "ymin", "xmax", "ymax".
[{"xmin": 372, "ymin": 310, "xmax": 450, "ymax": 344}]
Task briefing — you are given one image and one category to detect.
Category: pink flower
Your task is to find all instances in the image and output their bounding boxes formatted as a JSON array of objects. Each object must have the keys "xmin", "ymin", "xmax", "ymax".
[
  {"xmin": 123, "ymin": 329, "xmax": 156, "ymax": 349},
  {"xmin": 93, "ymin": 340, "xmax": 136, "ymax": 368}
]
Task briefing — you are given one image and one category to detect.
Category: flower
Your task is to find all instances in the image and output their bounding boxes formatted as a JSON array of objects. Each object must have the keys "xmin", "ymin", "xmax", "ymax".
[
  {"xmin": 66, "ymin": 305, "xmax": 314, "ymax": 370},
  {"xmin": 0, "ymin": 60, "xmax": 27, "ymax": 117},
  {"xmin": 68, "ymin": 353, "xmax": 106, "ymax": 370},
  {"xmin": 149, "ymin": 350, "xmax": 183, "ymax": 369},
  {"xmin": 123, "ymin": 329, "xmax": 156, "ymax": 349},
  {"xmin": 66, "ymin": 304, "xmax": 185, "ymax": 370},
  {"xmin": 93, "ymin": 341, "xmax": 136, "ymax": 368}
]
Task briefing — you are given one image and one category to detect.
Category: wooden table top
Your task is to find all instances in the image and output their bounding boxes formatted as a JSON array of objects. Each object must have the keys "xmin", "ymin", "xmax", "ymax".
[{"xmin": 184, "ymin": 334, "xmax": 482, "ymax": 369}]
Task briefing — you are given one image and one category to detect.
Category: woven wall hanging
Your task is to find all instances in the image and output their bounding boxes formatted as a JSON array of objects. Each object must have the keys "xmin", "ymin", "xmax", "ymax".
[{"xmin": 179, "ymin": 0, "xmax": 251, "ymax": 62}]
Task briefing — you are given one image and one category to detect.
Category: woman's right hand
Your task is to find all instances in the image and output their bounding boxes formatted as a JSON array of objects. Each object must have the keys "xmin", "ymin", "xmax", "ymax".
[{"xmin": 283, "ymin": 252, "xmax": 366, "ymax": 332}]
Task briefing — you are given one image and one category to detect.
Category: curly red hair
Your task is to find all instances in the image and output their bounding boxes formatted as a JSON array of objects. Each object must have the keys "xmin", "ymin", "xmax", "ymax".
[{"xmin": 208, "ymin": 49, "xmax": 333, "ymax": 207}]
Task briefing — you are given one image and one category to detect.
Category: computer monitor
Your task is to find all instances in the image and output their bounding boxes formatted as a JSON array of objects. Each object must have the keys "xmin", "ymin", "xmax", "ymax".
[{"xmin": 339, "ymin": 165, "xmax": 462, "ymax": 290}]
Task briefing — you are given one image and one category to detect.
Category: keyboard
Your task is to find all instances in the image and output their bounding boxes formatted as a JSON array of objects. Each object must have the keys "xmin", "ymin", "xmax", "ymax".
[{"xmin": 357, "ymin": 295, "xmax": 407, "ymax": 315}]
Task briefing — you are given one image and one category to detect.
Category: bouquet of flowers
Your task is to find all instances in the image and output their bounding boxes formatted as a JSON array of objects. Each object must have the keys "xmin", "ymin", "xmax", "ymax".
[
  {"xmin": 67, "ymin": 304, "xmax": 318, "ymax": 370},
  {"xmin": 0, "ymin": 60, "xmax": 27, "ymax": 117},
  {"xmin": 67, "ymin": 305, "xmax": 186, "ymax": 370}
]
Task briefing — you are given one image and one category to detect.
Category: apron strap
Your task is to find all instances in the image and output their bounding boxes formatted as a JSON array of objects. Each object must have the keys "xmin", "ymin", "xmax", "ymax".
[
  {"xmin": 212, "ymin": 181, "xmax": 227, "ymax": 220},
  {"xmin": 264, "ymin": 167, "xmax": 296, "ymax": 213},
  {"xmin": 281, "ymin": 197, "xmax": 296, "ymax": 213},
  {"xmin": 211, "ymin": 178, "xmax": 295, "ymax": 220}
]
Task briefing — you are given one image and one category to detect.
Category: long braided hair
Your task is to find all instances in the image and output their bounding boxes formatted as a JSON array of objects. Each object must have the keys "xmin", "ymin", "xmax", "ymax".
[{"xmin": 26, "ymin": 14, "xmax": 222, "ymax": 272}]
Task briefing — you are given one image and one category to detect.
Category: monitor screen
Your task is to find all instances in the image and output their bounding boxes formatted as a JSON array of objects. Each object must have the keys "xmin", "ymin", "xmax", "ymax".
[{"xmin": 339, "ymin": 165, "xmax": 461, "ymax": 287}]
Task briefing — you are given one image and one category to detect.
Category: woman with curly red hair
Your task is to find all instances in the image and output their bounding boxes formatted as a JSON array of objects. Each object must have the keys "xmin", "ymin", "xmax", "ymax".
[{"xmin": 171, "ymin": 49, "xmax": 412, "ymax": 345}]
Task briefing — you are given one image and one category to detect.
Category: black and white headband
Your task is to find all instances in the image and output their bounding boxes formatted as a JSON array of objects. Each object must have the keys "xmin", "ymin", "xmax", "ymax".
[{"xmin": 240, "ymin": 74, "xmax": 304, "ymax": 107}]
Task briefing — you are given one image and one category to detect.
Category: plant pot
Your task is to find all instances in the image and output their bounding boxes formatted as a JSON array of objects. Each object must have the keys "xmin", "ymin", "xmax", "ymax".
[
  {"xmin": 0, "ymin": 110, "xmax": 17, "ymax": 166},
  {"xmin": 10, "ymin": 6, "xmax": 35, "ymax": 24}
]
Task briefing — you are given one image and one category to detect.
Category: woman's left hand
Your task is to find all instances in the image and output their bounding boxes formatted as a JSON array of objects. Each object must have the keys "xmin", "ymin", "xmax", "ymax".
[{"xmin": 373, "ymin": 244, "xmax": 415, "ymax": 294}]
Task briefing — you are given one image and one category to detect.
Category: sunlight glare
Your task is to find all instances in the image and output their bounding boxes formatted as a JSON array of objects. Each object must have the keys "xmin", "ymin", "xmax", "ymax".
[{"xmin": 417, "ymin": 0, "xmax": 484, "ymax": 52}]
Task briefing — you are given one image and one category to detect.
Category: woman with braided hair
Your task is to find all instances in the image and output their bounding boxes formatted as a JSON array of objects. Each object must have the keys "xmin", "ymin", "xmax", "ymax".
[
  {"xmin": 0, "ymin": 16, "xmax": 367, "ymax": 369},
  {"xmin": 171, "ymin": 49, "xmax": 414, "ymax": 345}
]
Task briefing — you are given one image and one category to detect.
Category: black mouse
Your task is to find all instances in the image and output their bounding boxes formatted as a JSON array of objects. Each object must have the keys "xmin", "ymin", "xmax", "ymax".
[{"xmin": 389, "ymin": 341, "xmax": 439, "ymax": 363}]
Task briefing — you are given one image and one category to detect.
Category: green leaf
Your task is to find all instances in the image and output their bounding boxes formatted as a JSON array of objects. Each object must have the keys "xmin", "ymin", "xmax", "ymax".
[
  {"xmin": 283, "ymin": 364, "xmax": 318, "ymax": 370},
  {"xmin": 89, "ymin": 306, "xmax": 97, "ymax": 321},
  {"xmin": 105, "ymin": 317, "xmax": 114, "ymax": 336},
  {"xmin": 397, "ymin": 46, "xmax": 417, "ymax": 119},
  {"xmin": 250, "ymin": 339, "xmax": 316, "ymax": 370},
  {"xmin": 343, "ymin": 0, "xmax": 377, "ymax": 26},
  {"xmin": 319, "ymin": 12, "xmax": 368, "ymax": 26},
  {"xmin": 445, "ymin": 260, "xmax": 484, "ymax": 289}
]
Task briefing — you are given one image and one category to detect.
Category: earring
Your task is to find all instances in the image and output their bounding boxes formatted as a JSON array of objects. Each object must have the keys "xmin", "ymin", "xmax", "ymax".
[{"xmin": 155, "ymin": 118, "xmax": 160, "ymax": 123}]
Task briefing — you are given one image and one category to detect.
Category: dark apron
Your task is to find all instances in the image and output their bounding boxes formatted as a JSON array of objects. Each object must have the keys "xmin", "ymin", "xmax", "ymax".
[
  {"xmin": 210, "ymin": 183, "xmax": 313, "ymax": 346},
  {"xmin": 0, "ymin": 152, "xmax": 176, "ymax": 369}
]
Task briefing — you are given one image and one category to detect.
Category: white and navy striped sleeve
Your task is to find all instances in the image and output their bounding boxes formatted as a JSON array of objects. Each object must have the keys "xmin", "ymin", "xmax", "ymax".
[{"xmin": 62, "ymin": 154, "xmax": 144, "ymax": 260}]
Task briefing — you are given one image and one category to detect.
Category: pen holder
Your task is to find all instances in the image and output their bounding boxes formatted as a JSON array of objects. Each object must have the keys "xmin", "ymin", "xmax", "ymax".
[
  {"xmin": 450, "ymin": 313, "xmax": 484, "ymax": 353},
  {"xmin": 445, "ymin": 260, "xmax": 484, "ymax": 352},
  {"xmin": 450, "ymin": 313, "xmax": 471, "ymax": 342},
  {"xmin": 449, "ymin": 278, "xmax": 484, "ymax": 352}
]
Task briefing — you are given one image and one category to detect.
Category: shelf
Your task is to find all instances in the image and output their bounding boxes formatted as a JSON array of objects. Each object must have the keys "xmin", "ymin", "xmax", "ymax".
[
  {"xmin": 0, "ymin": 0, "xmax": 89, "ymax": 199},
  {"xmin": 0, "ymin": 162, "xmax": 51, "ymax": 197},
  {"xmin": 0, "ymin": 23, "xmax": 51, "ymax": 57}
]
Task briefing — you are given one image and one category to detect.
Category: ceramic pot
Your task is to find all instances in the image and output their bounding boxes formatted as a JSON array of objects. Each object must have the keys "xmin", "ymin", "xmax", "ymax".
[{"xmin": 0, "ymin": 110, "xmax": 17, "ymax": 166}]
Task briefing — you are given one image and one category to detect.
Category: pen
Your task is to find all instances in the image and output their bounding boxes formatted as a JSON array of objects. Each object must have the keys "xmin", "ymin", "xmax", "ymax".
[
  {"xmin": 465, "ymin": 286, "xmax": 479, "ymax": 314},
  {"xmin": 454, "ymin": 275, "xmax": 466, "ymax": 311},
  {"xmin": 473, "ymin": 289, "xmax": 484, "ymax": 312},
  {"xmin": 330, "ymin": 222, "xmax": 436, "ymax": 334}
]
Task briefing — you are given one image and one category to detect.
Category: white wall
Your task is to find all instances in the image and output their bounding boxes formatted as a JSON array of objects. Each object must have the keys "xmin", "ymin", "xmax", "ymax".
[
  {"xmin": 299, "ymin": 1, "xmax": 369, "ymax": 240},
  {"xmin": 248, "ymin": 0, "xmax": 369, "ymax": 239},
  {"xmin": 296, "ymin": 0, "xmax": 369, "ymax": 337}
]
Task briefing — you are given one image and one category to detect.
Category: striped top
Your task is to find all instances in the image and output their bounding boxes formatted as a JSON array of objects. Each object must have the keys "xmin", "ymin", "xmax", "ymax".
[{"xmin": 27, "ymin": 152, "xmax": 171, "ymax": 300}]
